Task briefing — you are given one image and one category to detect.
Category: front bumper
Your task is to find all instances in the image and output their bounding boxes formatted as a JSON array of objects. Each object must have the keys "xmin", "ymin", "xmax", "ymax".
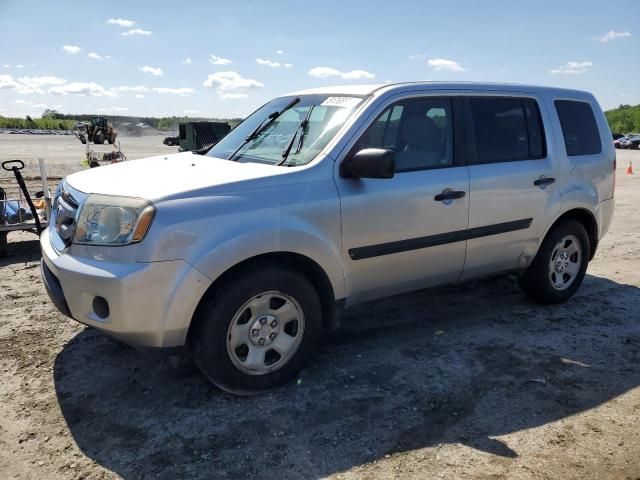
[{"xmin": 40, "ymin": 228, "xmax": 211, "ymax": 349}]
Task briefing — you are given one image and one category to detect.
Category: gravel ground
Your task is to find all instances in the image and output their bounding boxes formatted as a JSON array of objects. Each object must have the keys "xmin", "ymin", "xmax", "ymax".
[
  {"xmin": 0, "ymin": 133, "xmax": 178, "ymax": 178},
  {"xmin": 1, "ymin": 139, "xmax": 639, "ymax": 479}
]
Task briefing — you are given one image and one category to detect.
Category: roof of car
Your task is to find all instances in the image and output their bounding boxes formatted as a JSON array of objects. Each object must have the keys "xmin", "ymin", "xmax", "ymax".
[{"xmin": 286, "ymin": 81, "xmax": 591, "ymax": 98}]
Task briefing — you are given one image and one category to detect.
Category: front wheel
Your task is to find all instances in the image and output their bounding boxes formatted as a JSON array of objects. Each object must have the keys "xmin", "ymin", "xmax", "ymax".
[
  {"xmin": 190, "ymin": 265, "xmax": 322, "ymax": 395},
  {"xmin": 519, "ymin": 220, "xmax": 590, "ymax": 304}
]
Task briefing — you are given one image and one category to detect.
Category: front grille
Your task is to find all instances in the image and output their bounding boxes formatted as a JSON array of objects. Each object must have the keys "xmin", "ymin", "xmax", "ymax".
[{"xmin": 54, "ymin": 184, "xmax": 79, "ymax": 246}]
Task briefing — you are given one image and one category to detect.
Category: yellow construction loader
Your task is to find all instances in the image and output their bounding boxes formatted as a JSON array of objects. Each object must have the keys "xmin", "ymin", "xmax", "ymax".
[{"xmin": 74, "ymin": 117, "xmax": 117, "ymax": 145}]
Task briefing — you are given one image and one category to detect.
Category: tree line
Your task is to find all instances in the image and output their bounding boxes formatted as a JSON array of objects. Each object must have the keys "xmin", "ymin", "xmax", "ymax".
[
  {"xmin": 605, "ymin": 104, "xmax": 640, "ymax": 134},
  {"xmin": 0, "ymin": 109, "xmax": 243, "ymax": 131}
]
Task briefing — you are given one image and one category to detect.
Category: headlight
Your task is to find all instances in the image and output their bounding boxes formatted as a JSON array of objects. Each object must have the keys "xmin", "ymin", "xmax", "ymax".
[{"xmin": 73, "ymin": 194, "xmax": 155, "ymax": 246}]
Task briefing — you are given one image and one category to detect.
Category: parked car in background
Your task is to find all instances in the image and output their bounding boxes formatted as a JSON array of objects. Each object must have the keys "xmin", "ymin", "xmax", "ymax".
[
  {"xmin": 625, "ymin": 135, "xmax": 640, "ymax": 149},
  {"xmin": 612, "ymin": 133, "xmax": 625, "ymax": 140},
  {"xmin": 613, "ymin": 136, "xmax": 627, "ymax": 148},
  {"xmin": 619, "ymin": 135, "xmax": 640, "ymax": 149},
  {"xmin": 163, "ymin": 135, "xmax": 179, "ymax": 146},
  {"xmin": 41, "ymin": 82, "xmax": 615, "ymax": 394}
]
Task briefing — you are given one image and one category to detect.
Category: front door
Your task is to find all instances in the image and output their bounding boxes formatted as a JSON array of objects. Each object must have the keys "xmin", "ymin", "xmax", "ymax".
[{"xmin": 335, "ymin": 94, "xmax": 470, "ymax": 304}]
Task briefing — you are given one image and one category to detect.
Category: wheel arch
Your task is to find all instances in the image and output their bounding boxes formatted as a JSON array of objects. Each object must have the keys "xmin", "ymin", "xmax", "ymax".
[
  {"xmin": 187, "ymin": 251, "xmax": 341, "ymax": 345},
  {"xmin": 544, "ymin": 208, "xmax": 599, "ymax": 260}
]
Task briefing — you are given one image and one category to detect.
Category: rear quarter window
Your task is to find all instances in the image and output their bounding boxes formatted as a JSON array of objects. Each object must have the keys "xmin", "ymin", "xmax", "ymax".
[{"xmin": 554, "ymin": 100, "xmax": 602, "ymax": 156}]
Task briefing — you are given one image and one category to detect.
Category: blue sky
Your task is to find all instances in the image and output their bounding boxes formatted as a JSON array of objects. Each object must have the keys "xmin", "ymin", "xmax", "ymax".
[{"xmin": 0, "ymin": 0, "xmax": 638, "ymax": 118}]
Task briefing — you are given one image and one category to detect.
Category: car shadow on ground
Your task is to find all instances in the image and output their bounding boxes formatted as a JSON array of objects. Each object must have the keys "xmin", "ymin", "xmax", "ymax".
[
  {"xmin": 0, "ymin": 237, "xmax": 40, "ymax": 267},
  {"xmin": 53, "ymin": 273, "xmax": 640, "ymax": 479}
]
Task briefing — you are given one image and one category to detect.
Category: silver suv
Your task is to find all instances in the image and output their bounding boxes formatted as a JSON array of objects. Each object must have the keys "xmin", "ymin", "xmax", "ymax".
[{"xmin": 41, "ymin": 82, "xmax": 615, "ymax": 394}]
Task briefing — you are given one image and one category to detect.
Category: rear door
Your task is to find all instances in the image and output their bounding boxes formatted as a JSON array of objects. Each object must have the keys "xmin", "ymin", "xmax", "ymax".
[{"xmin": 461, "ymin": 93, "xmax": 561, "ymax": 280}]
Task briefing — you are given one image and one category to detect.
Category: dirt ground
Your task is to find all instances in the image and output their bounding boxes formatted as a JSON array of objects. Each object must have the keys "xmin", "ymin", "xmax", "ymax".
[
  {"xmin": 0, "ymin": 133, "xmax": 178, "ymax": 178},
  {"xmin": 1, "ymin": 139, "xmax": 639, "ymax": 480}
]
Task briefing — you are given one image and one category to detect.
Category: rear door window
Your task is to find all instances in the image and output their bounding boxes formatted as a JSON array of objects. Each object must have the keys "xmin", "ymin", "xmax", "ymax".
[
  {"xmin": 554, "ymin": 100, "xmax": 602, "ymax": 156},
  {"xmin": 467, "ymin": 97, "xmax": 546, "ymax": 164}
]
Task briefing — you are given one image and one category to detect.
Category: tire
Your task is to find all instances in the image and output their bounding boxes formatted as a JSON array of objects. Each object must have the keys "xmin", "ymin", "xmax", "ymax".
[
  {"xmin": 0, "ymin": 232, "xmax": 7, "ymax": 258},
  {"xmin": 93, "ymin": 132, "xmax": 105, "ymax": 144},
  {"xmin": 518, "ymin": 220, "xmax": 590, "ymax": 304},
  {"xmin": 190, "ymin": 264, "xmax": 322, "ymax": 395}
]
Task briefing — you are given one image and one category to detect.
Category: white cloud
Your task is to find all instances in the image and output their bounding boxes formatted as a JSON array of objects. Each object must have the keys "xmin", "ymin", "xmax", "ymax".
[
  {"xmin": 308, "ymin": 66, "xmax": 375, "ymax": 80},
  {"xmin": 203, "ymin": 71, "xmax": 262, "ymax": 99},
  {"xmin": 19, "ymin": 76, "xmax": 67, "ymax": 92},
  {"xmin": 550, "ymin": 61, "xmax": 593, "ymax": 74},
  {"xmin": 49, "ymin": 82, "xmax": 117, "ymax": 97},
  {"xmin": 3, "ymin": 64, "xmax": 10, "ymax": 68},
  {"xmin": 29, "ymin": 103, "xmax": 49, "ymax": 109},
  {"xmin": 62, "ymin": 45, "xmax": 80, "ymax": 54},
  {"xmin": 14, "ymin": 99, "xmax": 27, "ymax": 104},
  {"xmin": 597, "ymin": 30, "xmax": 632, "ymax": 43},
  {"xmin": 209, "ymin": 55, "xmax": 232, "ymax": 65},
  {"xmin": 428, "ymin": 58, "xmax": 465, "ymax": 72},
  {"xmin": 342, "ymin": 69, "xmax": 375, "ymax": 79},
  {"xmin": 203, "ymin": 71, "xmax": 263, "ymax": 91},
  {"xmin": 113, "ymin": 85, "xmax": 148, "ymax": 93},
  {"xmin": 122, "ymin": 29, "xmax": 152, "ymax": 36},
  {"xmin": 256, "ymin": 58, "xmax": 294, "ymax": 68},
  {"xmin": 88, "ymin": 52, "xmax": 104, "ymax": 60},
  {"xmin": 152, "ymin": 87, "xmax": 195, "ymax": 96},
  {"xmin": 0, "ymin": 75, "xmax": 66, "ymax": 94},
  {"xmin": 0, "ymin": 74, "xmax": 20, "ymax": 91},
  {"xmin": 219, "ymin": 92, "xmax": 248, "ymax": 100},
  {"xmin": 182, "ymin": 57, "xmax": 192, "ymax": 65},
  {"xmin": 256, "ymin": 58, "xmax": 281, "ymax": 67},
  {"xmin": 16, "ymin": 64, "xmax": 24, "ymax": 69},
  {"xmin": 98, "ymin": 108, "xmax": 107, "ymax": 112},
  {"xmin": 139, "ymin": 65, "xmax": 163, "ymax": 76},
  {"xmin": 276, "ymin": 49, "xmax": 284, "ymax": 55},
  {"xmin": 184, "ymin": 109, "xmax": 199, "ymax": 114},
  {"xmin": 107, "ymin": 18, "xmax": 135, "ymax": 28},
  {"xmin": 135, "ymin": 94, "xmax": 145, "ymax": 98},
  {"xmin": 409, "ymin": 54, "xmax": 425, "ymax": 60},
  {"xmin": 111, "ymin": 107, "xmax": 128, "ymax": 112}
]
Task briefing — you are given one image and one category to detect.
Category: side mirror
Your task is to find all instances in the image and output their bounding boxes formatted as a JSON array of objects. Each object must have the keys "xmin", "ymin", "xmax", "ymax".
[{"xmin": 341, "ymin": 148, "xmax": 395, "ymax": 179}]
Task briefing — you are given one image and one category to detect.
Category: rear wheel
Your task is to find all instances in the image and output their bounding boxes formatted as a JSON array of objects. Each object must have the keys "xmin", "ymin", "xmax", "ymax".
[
  {"xmin": 190, "ymin": 265, "xmax": 322, "ymax": 395},
  {"xmin": 519, "ymin": 220, "xmax": 589, "ymax": 304}
]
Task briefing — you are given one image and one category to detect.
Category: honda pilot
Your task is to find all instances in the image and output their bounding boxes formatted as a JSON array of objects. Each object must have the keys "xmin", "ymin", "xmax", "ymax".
[{"xmin": 41, "ymin": 82, "xmax": 616, "ymax": 394}]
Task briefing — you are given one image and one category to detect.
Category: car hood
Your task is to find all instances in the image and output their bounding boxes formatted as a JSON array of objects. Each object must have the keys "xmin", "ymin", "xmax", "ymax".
[{"xmin": 65, "ymin": 152, "xmax": 283, "ymax": 201}]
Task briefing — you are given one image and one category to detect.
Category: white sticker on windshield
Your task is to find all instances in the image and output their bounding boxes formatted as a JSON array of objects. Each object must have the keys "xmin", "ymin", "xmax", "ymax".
[{"xmin": 320, "ymin": 97, "xmax": 361, "ymax": 108}]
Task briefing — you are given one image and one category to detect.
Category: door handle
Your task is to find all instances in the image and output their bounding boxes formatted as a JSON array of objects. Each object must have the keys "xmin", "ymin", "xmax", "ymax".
[
  {"xmin": 534, "ymin": 176, "xmax": 556, "ymax": 187},
  {"xmin": 434, "ymin": 190, "xmax": 466, "ymax": 202}
]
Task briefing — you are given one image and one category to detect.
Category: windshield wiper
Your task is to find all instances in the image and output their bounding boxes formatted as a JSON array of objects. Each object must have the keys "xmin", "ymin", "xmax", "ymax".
[
  {"xmin": 277, "ymin": 104, "xmax": 314, "ymax": 166},
  {"xmin": 228, "ymin": 97, "xmax": 301, "ymax": 161}
]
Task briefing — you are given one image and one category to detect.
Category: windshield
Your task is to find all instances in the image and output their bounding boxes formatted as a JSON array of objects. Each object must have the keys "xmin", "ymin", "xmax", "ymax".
[{"xmin": 207, "ymin": 94, "xmax": 366, "ymax": 166}]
